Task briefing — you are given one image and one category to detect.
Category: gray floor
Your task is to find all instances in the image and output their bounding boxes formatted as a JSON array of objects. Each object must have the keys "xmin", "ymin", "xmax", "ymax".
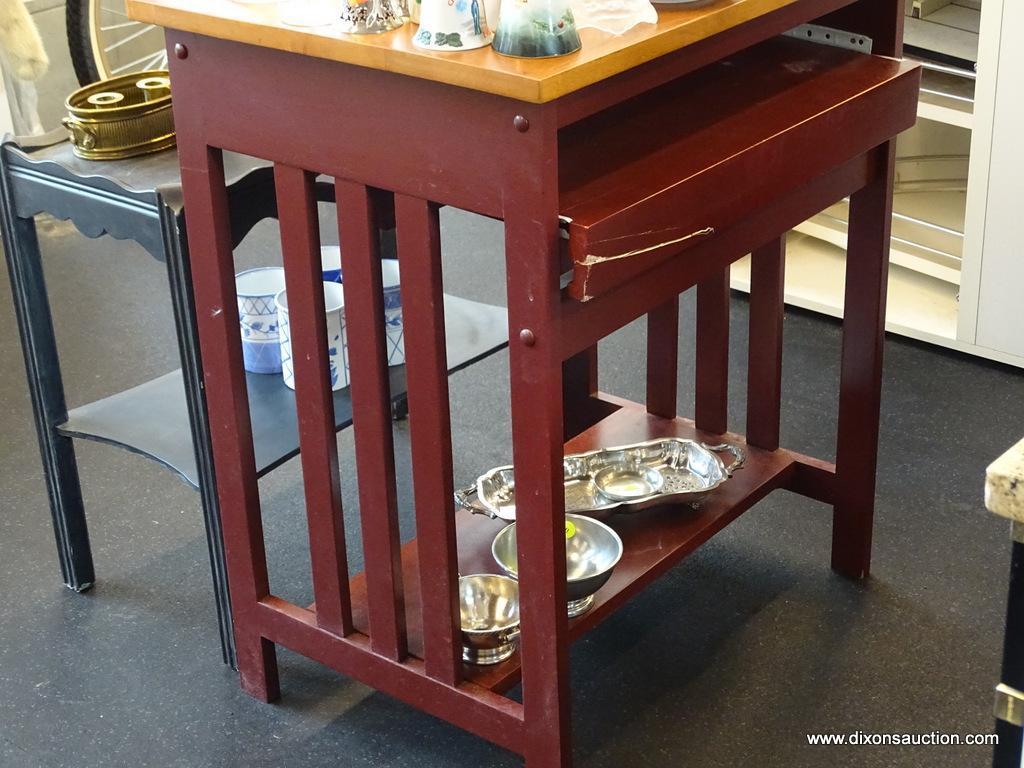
[{"xmin": 1, "ymin": 207, "xmax": 1021, "ymax": 768}]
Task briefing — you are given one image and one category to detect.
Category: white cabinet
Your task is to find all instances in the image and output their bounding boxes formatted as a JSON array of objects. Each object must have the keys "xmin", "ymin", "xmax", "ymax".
[
  {"xmin": 734, "ymin": 0, "xmax": 1024, "ymax": 369},
  {"xmin": 966, "ymin": 0, "xmax": 1024, "ymax": 360}
]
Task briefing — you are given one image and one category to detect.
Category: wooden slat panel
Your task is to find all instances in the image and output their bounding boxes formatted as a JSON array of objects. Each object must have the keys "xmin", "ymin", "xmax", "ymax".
[
  {"xmin": 746, "ymin": 237, "xmax": 786, "ymax": 450},
  {"xmin": 335, "ymin": 179, "xmax": 408, "ymax": 661},
  {"xmin": 394, "ymin": 194, "xmax": 460, "ymax": 685},
  {"xmin": 274, "ymin": 165, "xmax": 354, "ymax": 636},
  {"xmin": 646, "ymin": 298, "xmax": 679, "ymax": 419},
  {"xmin": 695, "ymin": 269, "xmax": 730, "ymax": 435}
]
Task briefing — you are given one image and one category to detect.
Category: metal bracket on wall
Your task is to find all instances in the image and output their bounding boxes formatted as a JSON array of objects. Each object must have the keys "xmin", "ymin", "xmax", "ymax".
[
  {"xmin": 994, "ymin": 683, "xmax": 1024, "ymax": 726},
  {"xmin": 784, "ymin": 24, "xmax": 874, "ymax": 55}
]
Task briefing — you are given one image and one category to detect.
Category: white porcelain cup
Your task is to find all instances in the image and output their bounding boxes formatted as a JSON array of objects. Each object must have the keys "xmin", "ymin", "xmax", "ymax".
[
  {"xmin": 320, "ymin": 245, "xmax": 343, "ymax": 283},
  {"xmin": 236, "ymin": 267, "xmax": 287, "ymax": 374},
  {"xmin": 275, "ymin": 281, "xmax": 349, "ymax": 392}
]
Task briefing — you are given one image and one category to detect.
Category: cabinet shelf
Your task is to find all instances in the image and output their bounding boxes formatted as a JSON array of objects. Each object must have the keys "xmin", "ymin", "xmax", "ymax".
[
  {"xmin": 56, "ymin": 295, "xmax": 508, "ymax": 487},
  {"xmin": 905, "ymin": 3, "xmax": 980, "ymax": 68}
]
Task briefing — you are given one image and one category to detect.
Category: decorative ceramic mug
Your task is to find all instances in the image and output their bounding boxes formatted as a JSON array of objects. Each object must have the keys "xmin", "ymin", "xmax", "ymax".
[
  {"xmin": 236, "ymin": 267, "xmax": 287, "ymax": 374},
  {"xmin": 492, "ymin": 0, "xmax": 581, "ymax": 57},
  {"xmin": 413, "ymin": 0, "xmax": 493, "ymax": 51},
  {"xmin": 275, "ymin": 281, "xmax": 349, "ymax": 392},
  {"xmin": 380, "ymin": 259, "xmax": 405, "ymax": 366}
]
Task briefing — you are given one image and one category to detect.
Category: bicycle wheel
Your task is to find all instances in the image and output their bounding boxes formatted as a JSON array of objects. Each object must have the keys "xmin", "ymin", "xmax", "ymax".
[{"xmin": 67, "ymin": 0, "xmax": 168, "ymax": 85}]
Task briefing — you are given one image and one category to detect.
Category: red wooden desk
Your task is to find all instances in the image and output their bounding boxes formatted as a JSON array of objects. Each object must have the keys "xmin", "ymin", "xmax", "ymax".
[{"xmin": 126, "ymin": 0, "xmax": 917, "ymax": 764}]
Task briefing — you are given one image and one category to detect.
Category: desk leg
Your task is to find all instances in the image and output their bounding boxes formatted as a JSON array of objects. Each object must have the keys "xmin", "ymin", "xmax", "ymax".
[
  {"xmin": 0, "ymin": 211, "xmax": 94, "ymax": 592},
  {"xmin": 832, "ymin": 142, "xmax": 895, "ymax": 579},
  {"xmin": 504, "ymin": 122, "xmax": 572, "ymax": 767}
]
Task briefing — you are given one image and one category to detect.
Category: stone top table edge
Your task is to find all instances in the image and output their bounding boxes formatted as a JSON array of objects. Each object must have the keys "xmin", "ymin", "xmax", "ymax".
[
  {"xmin": 127, "ymin": 0, "xmax": 813, "ymax": 103},
  {"xmin": 987, "ymin": 437, "xmax": 1024, "ymax": 523}
]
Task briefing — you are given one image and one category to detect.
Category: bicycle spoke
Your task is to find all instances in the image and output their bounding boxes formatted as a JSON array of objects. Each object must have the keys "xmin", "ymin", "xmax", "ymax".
[
  {"xmin": 111, "ymin": 47, "xmax": 166, "ymax": 74},
  {"xmin": 103, "ymin": 23, "xmax": 157, "ymax": 53},
  {"xmin": 100, "ymin": 20, "xmax": 143, "ymax": 32}
]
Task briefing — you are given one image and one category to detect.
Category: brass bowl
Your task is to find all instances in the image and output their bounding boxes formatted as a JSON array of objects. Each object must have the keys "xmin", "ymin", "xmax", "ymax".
[{"xmin": 63, "ymin": 70, "xmax": 175, "ymax": 160}]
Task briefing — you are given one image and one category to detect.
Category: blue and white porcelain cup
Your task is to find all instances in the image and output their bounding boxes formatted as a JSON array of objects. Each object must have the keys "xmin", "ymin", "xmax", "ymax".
[
  {"xmin": 321, "ymin": 245, "xmax": 343, "ymax": 283},
  {"xmin": 236, "ymin": 267, "xmax": 287, "ymax": 374},
  {"xmin": 275, "ymin": 281, "xmax": 349, "ymax": 392},
  {"xmin": 380, "ymin": 259, "xmax": 405, "ymax": 367}
]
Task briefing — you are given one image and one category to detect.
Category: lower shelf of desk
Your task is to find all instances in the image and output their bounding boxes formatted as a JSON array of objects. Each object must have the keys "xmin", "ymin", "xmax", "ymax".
[
  {"xmin": 346, "ymin": 398, "xmax": 834, "ymax": 695},
  {"xmin": 56, "ymin": 294, "xmax": 508, "ymax": 488}
]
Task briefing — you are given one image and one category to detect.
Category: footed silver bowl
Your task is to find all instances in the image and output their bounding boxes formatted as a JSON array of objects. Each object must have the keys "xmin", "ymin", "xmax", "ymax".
[
  {"xmin": 491, "ymin": 514, "xmax": 624, "ymax": 617},
  {"xmin": 459, "ymin": 574, "xmax": 521, "ymax": 665}
]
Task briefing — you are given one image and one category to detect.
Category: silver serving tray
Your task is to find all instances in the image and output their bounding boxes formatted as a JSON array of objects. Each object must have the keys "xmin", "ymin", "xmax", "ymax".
[{"xmin": 455, "ymin": 438, "xmax": 744, "ymax": 521}]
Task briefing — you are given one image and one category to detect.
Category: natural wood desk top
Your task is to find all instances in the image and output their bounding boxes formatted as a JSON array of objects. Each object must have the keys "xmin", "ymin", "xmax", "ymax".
[{"xmin": 127, "ymin": 0, "xmax": 806, "ymax": 102}]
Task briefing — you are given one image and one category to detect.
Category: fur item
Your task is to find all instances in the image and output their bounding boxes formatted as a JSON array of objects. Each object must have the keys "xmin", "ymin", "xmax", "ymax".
[{"xmin": 0, "ymin": 0, "xmax": 48, "ymax": 81}]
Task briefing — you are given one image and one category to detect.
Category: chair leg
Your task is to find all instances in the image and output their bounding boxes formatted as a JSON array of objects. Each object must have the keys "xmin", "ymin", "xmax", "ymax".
[
  {"xmin": 0, "ymin": 211, "xmax": 94, "ymax": 591},
  {"xmin": 164, "ymin": 212, "xmax": 236, "ymax": 667}
]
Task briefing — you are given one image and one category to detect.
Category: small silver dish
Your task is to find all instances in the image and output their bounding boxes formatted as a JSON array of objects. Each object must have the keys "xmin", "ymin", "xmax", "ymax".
[
  {"xmin": 593, "ymin": 464, "xmax": 664, "ymax": 502},
  {"xmin": 491, "ymin": 514, "xmax": 624, "ymax": 618},
  {"xmin": 459, "ymin": 574, "xmax": 521, "ymax": 665}
]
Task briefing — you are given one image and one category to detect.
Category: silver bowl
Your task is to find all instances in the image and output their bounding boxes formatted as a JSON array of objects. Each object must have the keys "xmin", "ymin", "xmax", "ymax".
[
  {"xmin": 593, "ymin": 464, "xmax": 664, "ymax": 502},
  {"xmin": 459, "ymin": 574, "xmax": 521, "ymax": 665},
  {"xmin": 491, "ymin": 514, "xmax": 624, "ymax": 618}
]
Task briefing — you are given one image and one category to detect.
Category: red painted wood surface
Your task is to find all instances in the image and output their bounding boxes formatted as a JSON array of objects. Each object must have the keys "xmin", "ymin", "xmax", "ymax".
[
  {"xmin": 562, "ymin": 347, "xmax": 602, "ymax": 440},
  {"xmin": 645, "ymin": 299, "xmax": 679, "ymax": 419},
  {"xmin": 831, "ymin": 142, "xmax": 897, "ymax": 579},
  {"xmin": 165, "ymin": 0, "xmax": 914, "ymax": 760},
  {"xmin": 695, "ymin": 270, "xmax": 730, "ymax": 436},
  {"xmin": 275, "ymin": 165, "xmax": 354, "ymax": 637},
  {"xmin": 394, "ymin": 195, "xmax": 461, "ymax": 685},
  {"xmin": 559, "ymin": 37, "xmax": 919, "ymax": 301},
  {"xmin": 558, "ymin": 154, "xmax": 874, "ymax": 362},
  {"xmin": 259, "ymin": 595, "xmax": 527, "ymax": 751},
  {"xmin": 335, "ymin": 180, "xmax": 408, "ymax": 661},
  {"xmin": 501, "ymin": 103, "xmax": 573, "ymax": 767},
  {"xmin": 746, "ymin": 237, "xmax": 787, "ymax": 451}
]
